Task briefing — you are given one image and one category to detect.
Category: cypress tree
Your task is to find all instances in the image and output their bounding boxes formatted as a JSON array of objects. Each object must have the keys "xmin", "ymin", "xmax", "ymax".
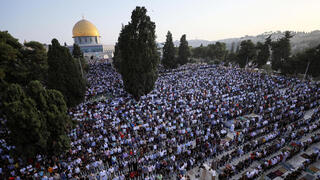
[
  {"xmin": 178, "ymin": 34, "xmax": 190, "ymax": 65},
  {"xmin": 72, "ymin": 43, "xmax": 83, "ymax": 58},
  {"xmin": 237, "ymin": 40, "xmax": 256, "ymax": 68},
  {"xmin": 256, "ymin": 35, "xmax": 271, "ymax": 68},
  {"xmin": 162, "ymin": 31, "xmax": 177, "ymax": 69},
  {"xmin": 113, "ymin": 42, "xmax": 121, "ymax": 71},
  {"xmin": 47, "ymin": 39, "xmax": 85, "ymax": 107},
  {"xmin": 72, "ymin": 43, "xmax": 88, "ymax": 73},
  {"xmin": 271, "ymin": 31, "xmax": 293, "ymax": 71},
  {"xmin": 115, "ymin": 6, "xmax": 159, "ymax": 100}
]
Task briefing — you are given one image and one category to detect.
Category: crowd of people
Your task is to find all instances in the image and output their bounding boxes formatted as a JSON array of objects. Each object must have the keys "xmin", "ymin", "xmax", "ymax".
[
  {"xmin": 1, "ymin": 62, "xmax": 320, "ymax": 180},
  {"xmin": 219, "ymin": 106, "xmax": 320, "ymax": 179}
]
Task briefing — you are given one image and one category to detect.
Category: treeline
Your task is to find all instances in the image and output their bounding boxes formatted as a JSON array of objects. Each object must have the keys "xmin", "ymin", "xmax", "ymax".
[
  {"xmin": 0, "ymin": 31, "xmax": 87, "ymax": 158},
  {"xmin": 188, "ymin": 31, "xmax": 320, "ymax": 78},
  {"xmin": 183, "ymin": 30, "xmax": 320, "ymax": 54},
  {"xmin": 191, "ymin": 42, "xmax": 228, "ymax": 63}
]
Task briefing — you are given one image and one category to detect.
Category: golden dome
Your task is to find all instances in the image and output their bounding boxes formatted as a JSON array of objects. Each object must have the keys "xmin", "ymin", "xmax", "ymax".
[{"xmin": 72, "ymin": 19, "xmax": 100, "ymax": 37}]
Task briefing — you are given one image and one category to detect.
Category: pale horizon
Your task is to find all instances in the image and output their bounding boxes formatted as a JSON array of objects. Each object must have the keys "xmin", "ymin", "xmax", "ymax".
[{"xmin": 1, "ymin": 0, "xmax": 319, "ymax": 45}]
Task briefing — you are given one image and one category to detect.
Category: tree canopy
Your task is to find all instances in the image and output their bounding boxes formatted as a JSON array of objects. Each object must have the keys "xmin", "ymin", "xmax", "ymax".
[
  {"xmin": 207, "ymin": 42, "xmax": 227, "ymax": 61},
  {"xmin": 192, "ymin": 44, "xmax": 206, "ymax": 59},
  {"xmin": 255, "ymin": 36, "xmax": 271, "ymax": 68},
  {"xmin": 0, "ymin": 31, "xmax": 27, "ymax": 85},
  {"xmin": 72, "ymin": 43, "xmax": 83, "ymax": 59},
  {"xmin": 162, "ymin": 31, "xmax": 177, "ymax": 69},
  {"xmin": 237, "ymin": 40, "xmax": 256, "ymax": 68},
  {"xmin": 0, "ymin": 30, "xmax": 86, "ymax": 162},
  {"xmin": 191, "ymin": 42, "xmax": 227, "ymax": 63},
  {"xmin": 286, "ymin": 44, "xmax": 320, "ymax": 77},
  {"xmin": 0, "ymin": 31, "xmax": 74, "ymax": 158},
  {"xmin": 72, "ymin": 43, "xmax": 89, "ymax": 74},
  {"xmin": 47, "ymin": 39, "xmax": 86, "ymax": 107},
  {"xmin": 178, "ymin": 34, "xmax": 190, "ymax": 65},
  {"xmin": 2, "ymin": 81, "xmax": 72, "ymax": 157},
  {"xmin": 271, "ymin": 31, "xmax": 293, "ymax": 71},
  {"xmin": 21, "ymin": 41, "xmax": 48, "ymax": 83},
  {"xmin": 114, "ymin": 6, "xmax": 159, "ymax": 100},
  {"xmin": 189, "ymin": 31, "xmax": 319, "ymax": 78}
]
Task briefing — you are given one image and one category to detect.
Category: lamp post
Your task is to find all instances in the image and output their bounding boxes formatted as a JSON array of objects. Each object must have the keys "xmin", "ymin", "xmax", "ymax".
[
  {"xmin": 245, "ymin": 56, "xmax": 248, "ymax": 69},
  {"xmin": 303, "ymin": 60, "xmax": 310, "ymax": 81}
]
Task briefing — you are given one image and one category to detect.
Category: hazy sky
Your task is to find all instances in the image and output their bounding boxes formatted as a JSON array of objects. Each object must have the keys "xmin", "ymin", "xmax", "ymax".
[{"xmin": 1, "ymin": 0, "xmax": 319, "ymax": 45}]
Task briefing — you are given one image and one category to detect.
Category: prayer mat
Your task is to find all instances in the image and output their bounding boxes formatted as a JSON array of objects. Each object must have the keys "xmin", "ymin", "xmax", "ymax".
[
  {"xmin": 267, "ymin": 172, "xmax": 278, "ymax": 179},
  {"xmin": 281, "ymin": 162, "xmax": 295, "ymax": 171},
  {"xmin": 278, "ymin": 167, "xmax": 288, "ymax": 173},
  {"xmin": 306, "ymin": 168, "xmax": 314, "ymax": 174},
  {"xmin": 259, "ymin": 160, "xmax": 265, "ymax": 164},
  {"xmin": 301, "ymin": 153, "xmax": 310, "ymax": 159},
  {"xmin": 300, "ymin": 174, "xmax": 315, "ymax": 180},
  {"xmin": 274, "ymin": 170, "xmax": 284, "ymax": 176},
  {"xmin": 273, "ymin": 177, "xmax": 283, "ymax": 180},
  {"xmin": 309, "ymin": 166, "xmax": 320, "ymax": 173}
]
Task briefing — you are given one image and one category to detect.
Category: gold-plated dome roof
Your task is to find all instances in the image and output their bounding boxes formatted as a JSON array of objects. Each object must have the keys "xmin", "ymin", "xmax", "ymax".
[{"xmin": 72, "ymin": 19, "xmax": 100, "ymax": 37}]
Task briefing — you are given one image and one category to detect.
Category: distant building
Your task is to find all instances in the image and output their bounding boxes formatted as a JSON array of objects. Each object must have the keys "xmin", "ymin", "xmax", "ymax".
[{"xmin": 68, "ymin": 18, "xmax": 114, "ymax": 60}]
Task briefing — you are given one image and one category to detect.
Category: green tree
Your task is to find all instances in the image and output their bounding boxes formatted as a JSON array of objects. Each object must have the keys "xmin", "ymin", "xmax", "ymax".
[
  {"xmin": 230, "ymin": 42, "xmax": 235, "ymax": 53},
  {"xmin": 227, "ymin": 51, "xmax": 238, "ymax": 63},
  {"xmin": 237, "ymin": 40, "xmax": 256, "ymax": 68},
  {"xmin": 205, "ymin": 42, "xmax": 227, "ymax": 61},
  {"xmin": 215, "ymin": 42, "xmax": 227, "ymax": 61},
  {"xmin": 26, "ymin": 81, "xmax": 72, "ymax": 155},
  {"xmin": 162, "ymin": 31, "xmax": 177, "ymax": 69},
  {"xmin": 0, "ymin": 31, "xmax": 73, "ymax": 158},
  {"xmin": 113, "ymin": 42, "xmax": 121, "ymax": 71},
  {"xmin": 0, "ymin": 31, "xmax": 22, "ymax": 50},
  {"xmin": 21, "ymin": 41, "xmax": 48, "ymax": 83},
  {"xmin": 191, "ymin": 47, "xmax": 199, "ymax": 58},
  {"xmin": 3, "ymin": 83, "xmax": 48, "ymax": 157},
  {"xmin": 178, "ymin": 34, "xmax": 190, "ymax": 65},
  {"xmin": 174, "ymin": 46, "xmax": 179, "ymax": 57},
  {"xmin": 305, "ymin": 45, "xmax": 320, "ymax": 77},
  {"xmin": 255, "ymin": 35, "xmax": 271, "ymax": 68},
  {"xmin": 72, "ymin": 43, "xmax": 83, "ymax": 58},
  {"xmin": 191, "ymin": 44, "xmax": 206, "ymax": 59},
  {"xmin": 72, "ymin": 43, "xmax": 88, "ymax": 74},
  {"xmin": 291, "ymin": 44, "xmax": 320, "ymax": 77},
  {"xmin": 115, "ymin": 6, "xmax": 159, "ymax": 100},
  {"xmin": 0, "ymin": 31, "xmax": 28, "ymax": 85},
  {"xmin": 271, "ymin": 31, "xmax": 293, "ymax": 71},
  {"xmin": 0, "ymin": 31, "xmax": 48, "ymax": 85},
  {"xmin": 47, "ymin": 39, "xmax": 86, "ymax": 107},
  {"xmin": 235, "ymin": 43, "xmax": 240, "ymax": 54},
  {"xmin": 206, "ymin": 44, "xmax": 215, "ymax": 60},
  {"xmin": 2, "ymin": 81, "xmax": 72, "ymax": 157}
]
